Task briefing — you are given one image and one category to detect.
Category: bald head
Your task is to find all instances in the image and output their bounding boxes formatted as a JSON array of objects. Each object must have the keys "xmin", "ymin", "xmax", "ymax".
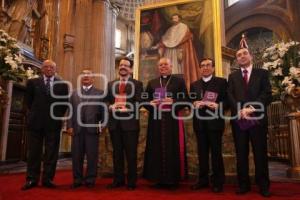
[
  {"xmin": 42, "ymin": 59, "xmax": 56, "ymax": 77},
  {"xmin": 158, "ymin": 57, "xmax": 172, "ymax": 76}
]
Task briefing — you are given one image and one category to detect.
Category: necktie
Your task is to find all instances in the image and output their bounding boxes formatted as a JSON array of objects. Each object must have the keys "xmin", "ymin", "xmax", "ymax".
[
  {"xmin": 46, "ymin": 78, "xmax": 51, "ymax": 95},
  {"xmin": 243, "ymin": 69, "xmax": 248, "ymax": 85},
  {"xmin": 243, "ymin": 69, "xmax": 248, "ymax": 96},
  {"xmin": 119, "ymin": 81, "xmax": 126, "ymax": 94}
]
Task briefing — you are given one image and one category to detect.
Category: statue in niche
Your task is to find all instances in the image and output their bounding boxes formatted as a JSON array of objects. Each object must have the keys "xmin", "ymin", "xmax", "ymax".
[
  {"xmin": 0, "ymin": 9, "xmax": 11, "ymax": 31},
  {"xmin": 4, "ymin": 0, "xmax": 41, "ymax": 48},
  {"xmin": 39, "ymin": 37, "xmax": 49, "ymax": 60}
]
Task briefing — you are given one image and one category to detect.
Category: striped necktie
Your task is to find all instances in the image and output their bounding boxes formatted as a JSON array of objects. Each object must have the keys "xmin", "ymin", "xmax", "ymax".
[{"xmin": 46, "ymin": 78, "xmax": 51, "ymax": 96}]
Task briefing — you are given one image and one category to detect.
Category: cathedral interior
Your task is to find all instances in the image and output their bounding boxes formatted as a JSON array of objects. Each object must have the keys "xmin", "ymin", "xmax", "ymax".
[{"xmin": 0, "ymin": 0, "xmax": 300, "ymax": 184}]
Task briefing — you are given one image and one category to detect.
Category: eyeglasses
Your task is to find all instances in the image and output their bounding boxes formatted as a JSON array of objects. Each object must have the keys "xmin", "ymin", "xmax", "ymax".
[{"xmin": 200, "ymin": 64, "xmax": 212, "ymax": 68}]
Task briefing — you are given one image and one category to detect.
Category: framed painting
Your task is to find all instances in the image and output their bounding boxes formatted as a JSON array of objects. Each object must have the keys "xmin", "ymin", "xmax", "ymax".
[{"xmin": 134, "ymin": 0, "xmax": 222, "ymax": 87}]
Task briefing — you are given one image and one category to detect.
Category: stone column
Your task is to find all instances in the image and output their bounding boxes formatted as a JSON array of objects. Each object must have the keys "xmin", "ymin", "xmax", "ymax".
[
  {"xmin": 54, "ymin": 0, "xmax": 76, "ymax": 85},
  {"xmin": 90, "ymin": 0, "xmax": 119, "ymax": 88},
  {"xmin": 286, "ymin": 112, "xmax": 300, "ymax": 179},
  {"xmin": 72, "ymin": 0, "xmax": 92, "ymax": 88},
  {"xmin": 92, "ymin": 0, "xmax": 120, "ymax": 176}
]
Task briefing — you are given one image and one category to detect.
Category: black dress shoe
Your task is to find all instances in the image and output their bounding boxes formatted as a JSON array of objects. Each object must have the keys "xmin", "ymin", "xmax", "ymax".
[
  {"xmin": 127, "ymin": 185, "xmax": 136, "ymax": 190},
  {"xmin": 212, "ymin": 186, "xmax": 223, "ymax": 193},
  {"xmin": 85, "ymin": 182, "xmax": 95, "ymax": 188},
  {"xmin": 166, "ymin": 183, "xmax": 179, "ymax": 190},
  {"xmin": 106, "ymin": 182, "xmax": 125, "ymax": 189},
  {"xmin": 42, "ymin": 180, "xmax": 56, "ymax": 188},
  {"xmin": 21, "ymin": 181, "xmax": 38, "ymax": 191},
  {"xmin": 236, "ymin": 188, "xmax": 250, "ymax": 195},
  {"xmin": 259, "ymin": 189, "xmax": 271, "ymax": 197},
  {"xmin": 190, "ymin": 183, "xmax": 209, "ymax": 190},
  {"xmin": 150, "ymin": 183, "xmax": 164, "ymax": 189},
  {"xmin": 71, "ymin": 182, "xmax": 82, "ymax": 189}
]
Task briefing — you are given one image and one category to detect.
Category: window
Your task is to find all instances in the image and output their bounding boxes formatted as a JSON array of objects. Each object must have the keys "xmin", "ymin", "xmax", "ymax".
[
  {"xmin": 228, "ymin": 0, "xmax": 240, "ymax": 7},
  {"xmin": 115, "ymin": 29, "xmax": 121, "ymax": 49}
]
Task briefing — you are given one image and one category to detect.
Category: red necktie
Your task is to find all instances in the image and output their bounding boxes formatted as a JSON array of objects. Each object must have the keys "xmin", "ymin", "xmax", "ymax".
[
  {"xmin": 119, "ymin": 81, "xmax": 126, "ymax": 94},
  {"xmin": 243, "ymin": 69, "xmax": 248, "ymax": 85},
  {"xmin": 243, "ymin": 69, "xmax": 248, "ymax": 96}
]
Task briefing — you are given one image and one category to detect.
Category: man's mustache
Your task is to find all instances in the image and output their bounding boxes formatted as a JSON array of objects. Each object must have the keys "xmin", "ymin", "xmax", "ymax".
[{"xmin": 119, "ymin": 68, "xmax": 128, "ymax": 72}]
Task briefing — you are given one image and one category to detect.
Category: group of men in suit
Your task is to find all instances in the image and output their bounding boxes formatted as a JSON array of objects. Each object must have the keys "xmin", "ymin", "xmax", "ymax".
[
  {"xmin": 21, "ymin": 47, "xmax": 272, "ymax": 197},
  {"xmin": 189, "ymin": 48, "xmax": 272, "ymax": 198}
]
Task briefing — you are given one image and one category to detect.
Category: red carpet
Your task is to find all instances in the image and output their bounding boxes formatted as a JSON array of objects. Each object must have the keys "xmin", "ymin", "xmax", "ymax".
[{"xmin": 0, "ymin": 170, "xmax": 300, "ymax": 200}]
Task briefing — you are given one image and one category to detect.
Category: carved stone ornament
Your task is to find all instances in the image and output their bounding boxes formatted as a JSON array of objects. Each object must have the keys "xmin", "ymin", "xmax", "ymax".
[{"xmin": 63, "ymin": 34, "xmax": 75, "ymax": 52}]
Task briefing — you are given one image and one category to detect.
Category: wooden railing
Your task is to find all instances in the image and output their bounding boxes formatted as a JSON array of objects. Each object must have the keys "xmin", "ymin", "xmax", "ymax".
[{"xmin": 267, "ymin": 101, "xmax": 290, "ymax": 161}]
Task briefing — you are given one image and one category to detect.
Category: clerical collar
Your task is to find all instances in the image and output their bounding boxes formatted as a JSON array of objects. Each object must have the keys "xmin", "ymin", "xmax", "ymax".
[
  {"xmin": 82, "ymin": 85, "xmax": 93, "ymax": 91},
  {"xmin": 202, "ymin": 75, "xmax": 213, "ymax": 83},
  {"xmin": 160, "ymin": 75, "xmax": 172, "ymax": 89},
  {"xmin": 161, "ymin": 75, "xmax": 171, "ymax": 79}
]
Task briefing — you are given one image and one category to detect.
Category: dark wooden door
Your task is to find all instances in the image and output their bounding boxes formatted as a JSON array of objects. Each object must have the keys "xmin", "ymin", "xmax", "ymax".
[{"xmin": 6, "ymin": 85, "xmax": 27, "ymax": 161}]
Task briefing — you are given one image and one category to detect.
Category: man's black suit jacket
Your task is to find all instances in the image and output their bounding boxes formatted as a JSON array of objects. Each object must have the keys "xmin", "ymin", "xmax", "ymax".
[
  {"xmin": 227, "ymin": 68, "xmax": 272, "ymax": 125},
  {"xmin": 26, "ymin": 76, "xmax": 69, "ymax": 131},
  {"xmin": 190, "ymin": 77, "xmax": 228, "ymax": 132},
  {"xmin": 105, "ymin": 78, "xmax": 143, "ymax": 132}
]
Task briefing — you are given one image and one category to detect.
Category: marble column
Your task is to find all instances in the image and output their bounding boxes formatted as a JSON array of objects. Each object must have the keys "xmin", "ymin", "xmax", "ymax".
[
  {"xmin": 57, "ymin": 0, "xmax": 75, "ymax": 84},
  {"xmin": 72, "ymin": 0, "xmax": 92, "ymax": 88},
  {"xmin": 93, "ymin": 1, "xmax": 120, "ymax": 176},
  {"xmin": 47, "ymin": 0, "xmax": 118, "ymax": 87},
  {"xmin": 90, "ymin": 0, "xmax": 119, "ymax": 88}
]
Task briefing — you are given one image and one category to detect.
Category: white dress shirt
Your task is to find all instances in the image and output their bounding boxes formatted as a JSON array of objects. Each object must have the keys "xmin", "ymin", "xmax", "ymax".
[
  {"xmin": 241, "ymin": 64, "xmax": 253, "ymax": 79},
  {"xmin": 82, "ymin": 85, "xmax": 93, "ymax": 91},
  {"xmin": 43, "ymin": 75, "xmax": 54, "ymax": 86}
]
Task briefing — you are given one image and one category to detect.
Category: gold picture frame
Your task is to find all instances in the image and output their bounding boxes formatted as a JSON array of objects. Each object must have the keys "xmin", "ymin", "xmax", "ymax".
[{"xmin": 134, "ymin": 0, "xmax": 222, "ymax": 86}]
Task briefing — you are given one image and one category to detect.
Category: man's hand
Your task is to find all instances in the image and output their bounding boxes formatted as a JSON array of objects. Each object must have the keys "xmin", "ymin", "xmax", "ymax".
[
  {"xmin": 109, "ymin": 104, "xmax": 117, "ymax": 111},
  {"xmin": 66, "ymin": 128, "xmax": 74, "ymax": 136},
  {"xmin": 110, "ymin": 103, "xmax": 128, "ymax": 112},
  {"xmin": 161, "ymin": 97, "xmax": 173, "ymax": 105},
  {"xmin": 206, "ymin": 102, "xmax": 218, "ymax": 110},
  {"xmin": 240, "ymin": 106, "xmax": 255, "ymax": 119},
  {"xmin": 150, "ymin": 99, "xmax": 160, "ymax": 106},
  {"xmin": 193, "ymin": 101, "xmax": 206, "ymax": 109}
]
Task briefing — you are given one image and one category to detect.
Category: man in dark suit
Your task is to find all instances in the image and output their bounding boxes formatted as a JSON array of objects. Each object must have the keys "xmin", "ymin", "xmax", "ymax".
[
  {"xmin": 22, "ymin": 60, "xmax": 69, "ymax": 190},
  {"xmin": 228, "ymin": 48, "xmax": 272, "ymax": 197},
  {"xmin": 105, "ymin": 57, "xmax": 143, "ymax": 190},
  {"xmin": 190, "ymin": 58, "xmax": 227, "ymax": 193},
  {"xmin": 67, "ymin": 68, "xmax": 105, "ymax": 189}
]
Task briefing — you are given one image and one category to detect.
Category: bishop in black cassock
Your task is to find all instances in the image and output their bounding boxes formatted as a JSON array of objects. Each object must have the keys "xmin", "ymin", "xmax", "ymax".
[{"xmin": 143, "ymin": 57, "xmax": 188, "ymax": 188}]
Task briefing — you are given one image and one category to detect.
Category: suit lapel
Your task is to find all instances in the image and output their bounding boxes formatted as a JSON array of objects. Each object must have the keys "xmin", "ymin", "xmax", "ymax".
[
  {"xmin": 125, "ymin": 78, "xmax": 133, "ymax": 96},
  {"xmin": 39, "ymin": 77, "xmax": 47, "ymax": 95},
  {"xmin": 236, "ymin": 69, "xmax": 245, "ymax": 86},
  {"xmin": 114, "ymin": 79, "xmax": 120, "ymax": 94},
  {"xmin": 248, "ymin": 68, "xmax": 258, "ymax": 88}
]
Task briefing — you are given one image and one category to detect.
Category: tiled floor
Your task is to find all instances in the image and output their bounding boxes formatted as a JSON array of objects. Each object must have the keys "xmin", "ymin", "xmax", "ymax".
[{"xmin": 0, "ymin": 159, "xmax": 299, "ymax": 183}]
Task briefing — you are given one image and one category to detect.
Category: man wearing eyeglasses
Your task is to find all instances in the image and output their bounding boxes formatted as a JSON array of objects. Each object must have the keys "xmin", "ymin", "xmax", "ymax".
[
  {"xmin": 190, "ymin": 58, "xmax": 227, "ymax": 193},
  {"xmin": 105, "ymin": 57, "xmax": 143, "ymax": 190}
]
